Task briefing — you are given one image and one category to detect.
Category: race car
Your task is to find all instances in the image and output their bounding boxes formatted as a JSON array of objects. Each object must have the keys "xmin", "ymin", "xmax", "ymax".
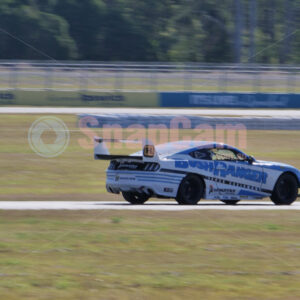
[{"xmin": 94, "ymin": 137, "xmax": 300, "ymax": 205}]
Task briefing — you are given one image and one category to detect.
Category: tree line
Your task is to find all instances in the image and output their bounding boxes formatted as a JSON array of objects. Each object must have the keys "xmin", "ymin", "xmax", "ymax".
[{"xmin": 0, "ymin": 0, "xmax": 299, "ymax": 63}]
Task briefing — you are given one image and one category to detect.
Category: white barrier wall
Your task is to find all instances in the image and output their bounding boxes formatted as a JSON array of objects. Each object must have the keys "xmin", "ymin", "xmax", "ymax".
[{"xmin": 79, "ymin": 114, "xmax": 300, "ymax": 130}]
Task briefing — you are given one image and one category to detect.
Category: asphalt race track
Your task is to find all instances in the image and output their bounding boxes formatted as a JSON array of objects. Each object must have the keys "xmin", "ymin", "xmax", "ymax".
[
  {"xmin": 2, "ymin": 106, "xmax": 300, "ymax": 211},
  {"xmin": 0, "ymin": 201, "xmax": 299, "ymax": 211},
  {"xmin": 1, "ymin": 107, "xmax": 300, "ymax": 117}
]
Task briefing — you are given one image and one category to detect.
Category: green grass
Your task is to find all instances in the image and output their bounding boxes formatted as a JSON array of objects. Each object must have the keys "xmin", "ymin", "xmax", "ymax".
[
  {"xmin": 0, "ymin": 210, "xmax": 299, "ymax": 299},
  {"xmin": 1, "ymin": 114, "xmax": 300, "ymax": 200},
  {"xmin": 1, "ymin": 115, "xmax": 300, "ymax": 299}
]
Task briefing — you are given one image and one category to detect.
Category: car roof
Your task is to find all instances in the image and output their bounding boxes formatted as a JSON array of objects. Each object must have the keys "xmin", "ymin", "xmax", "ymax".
[
  {"xmin": 156, "ymin": 141, "xmax": 228, "ymax": 156},
  {"xmin": 133, "ymin": 140, "xmax": 245, "ymax": 157}
]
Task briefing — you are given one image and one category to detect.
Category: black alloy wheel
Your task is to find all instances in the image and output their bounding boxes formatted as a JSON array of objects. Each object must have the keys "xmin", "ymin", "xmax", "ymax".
[
  {"xmin": 176, "ymin": 174, "xmax": 204, "ymax": 205},
  {"xmin": 271, "ymin": 173, "xmax": 298, "ymax": 205},
  {"xmin": 122, "ymin": 192, "xmax": 149, "ymax": 204}
]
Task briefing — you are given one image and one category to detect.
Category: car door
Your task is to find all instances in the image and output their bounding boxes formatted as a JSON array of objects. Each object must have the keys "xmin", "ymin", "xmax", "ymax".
[
  {"xmin": 211, "ymin": 148, "xmax": 266, "ymax": 199},
  {"xmin": 188, "ymin": 148, "xmax": 219, "ymax": 199}
]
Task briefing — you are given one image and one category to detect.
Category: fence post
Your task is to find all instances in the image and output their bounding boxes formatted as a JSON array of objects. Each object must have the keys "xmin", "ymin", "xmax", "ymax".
[
  {"xmin": 184, "ymin": 64, "xmax": 192, "ymax": 92},
  {"xmin": 9, "ymin": 65, "xmax": 17, "ymax": 90},
  {"xmin": 45, "ymin": 66, "xmax": 53, "ymax": 90},
  {"xmin": 252, "ymin": 69, "xmax": 260, "ymax": 93},
  {"xmin": 114, "ymin": 66, "xmax": 123, "ymax": 92},
  {"xmin": 150, "ymin": 66, "xmax": 157, "ymax": 92},
  {"xmin": 79, "ymin": 68, "xmax": 88, "ymax": 92},
  {"xmin": 287, "ymin": 70, "xmax": 294, "ymax": 94},
  {"xmin": 218, "ymin": 70, "xmax": 227, "ymax": 92}
]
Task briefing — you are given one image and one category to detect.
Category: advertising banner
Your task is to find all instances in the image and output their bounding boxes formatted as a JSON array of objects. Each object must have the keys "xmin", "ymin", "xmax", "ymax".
[
  {"xmin": 160, "ymin": 92, "xmax": 300, "ymax": 108},
  {"xmin": 0, "ymin": 90, "xmax": 159, "ymax": 107}
]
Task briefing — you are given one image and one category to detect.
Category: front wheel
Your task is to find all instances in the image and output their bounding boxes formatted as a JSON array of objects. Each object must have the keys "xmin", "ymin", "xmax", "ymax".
[
  {"xmin": 122, "ymin": 192, "xmax": 149, "ymax": 204},
  {"xmin": 221, "ymin": 200, "xmax": 239, "ymax": 205},
  {"xmin": 271, "ymin": 173, "xmax": 298, "ymax": 205},
  {"xmin": 176, "ymin": 174, "xmax": 204, "ymax": 205}
]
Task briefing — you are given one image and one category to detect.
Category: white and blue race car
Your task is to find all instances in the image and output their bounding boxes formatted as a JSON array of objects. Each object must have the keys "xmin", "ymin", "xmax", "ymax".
[{"xmin": 94, "ymin": 138, "xmax": 299, "ymax": 205}]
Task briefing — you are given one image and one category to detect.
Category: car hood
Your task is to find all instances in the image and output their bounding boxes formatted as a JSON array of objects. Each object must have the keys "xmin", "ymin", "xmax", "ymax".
[{"xmin": 255, "ymin": 160, "xmax": 300, "ymax": 174}]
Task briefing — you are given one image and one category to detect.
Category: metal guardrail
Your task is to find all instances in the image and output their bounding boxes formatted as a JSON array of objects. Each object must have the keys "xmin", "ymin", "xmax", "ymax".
[{"xmin": 0, "ymin": 61, "xmax": 299, "ymax": 93}]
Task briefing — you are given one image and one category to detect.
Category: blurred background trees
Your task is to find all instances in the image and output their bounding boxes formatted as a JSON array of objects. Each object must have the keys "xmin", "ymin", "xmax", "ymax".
[{"xmin": 0, "ymin": 0, "xmax": 299, "ymax": 63}]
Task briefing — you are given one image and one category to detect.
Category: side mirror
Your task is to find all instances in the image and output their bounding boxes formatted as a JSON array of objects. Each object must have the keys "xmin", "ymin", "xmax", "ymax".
[{"xmin": 248, "ymin": 155, "xmax": 255, "ymax": 164}]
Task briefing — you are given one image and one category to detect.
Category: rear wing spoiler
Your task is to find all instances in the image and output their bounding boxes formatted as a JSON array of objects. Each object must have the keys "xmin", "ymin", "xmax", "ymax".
[
  {"xmin": 95, "ymin": 154, "xmax": 143, "ymax": 160},
  {"xmin": 94, "ymin": 137, "xmax": 158, "ymax": 161}
]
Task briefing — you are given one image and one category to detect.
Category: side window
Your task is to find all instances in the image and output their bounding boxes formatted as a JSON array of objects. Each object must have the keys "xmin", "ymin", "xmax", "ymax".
[
  {"xmin": 189, "ymin": 149, "xmax": 212, "ymax": 160},
  {"xmin": 190, "ymin": 148, "xmax": 248, "ymax": 162},
  {"xmin": 211, "ymin": 148, "xmax": 238, "ymax": 161}
]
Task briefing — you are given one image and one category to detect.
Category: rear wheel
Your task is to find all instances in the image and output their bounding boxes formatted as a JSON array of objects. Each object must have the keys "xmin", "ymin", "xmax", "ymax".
[
  {"xmin": 122, "ymin": 192, "xmax": 149, "ymax": 204},
  {"xmin": 176, "ymin": 174, "xmax": 204, "ymax": 205},
  {"xmin": 221, "ymin": 200, "xmax": 239, "ymax": 205},
  {"xmin": 271, "ymin": 173, "xmax": 298, "ymax": 205}
]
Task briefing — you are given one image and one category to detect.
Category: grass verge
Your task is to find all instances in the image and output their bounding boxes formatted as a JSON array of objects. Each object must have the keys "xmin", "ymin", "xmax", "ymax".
[
  {"xmin": 1, "ymin": 114, "xmax": 300, "ymax": 201},
  {"xmin": 0, "ymin": 210, "xmax": 299, "ymax": 300}
]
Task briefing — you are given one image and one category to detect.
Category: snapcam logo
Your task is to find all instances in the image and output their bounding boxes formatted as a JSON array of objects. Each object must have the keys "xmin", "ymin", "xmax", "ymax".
[{"xmin": 28, "ymin": 116, "xmax": 70, "ymax": 158}]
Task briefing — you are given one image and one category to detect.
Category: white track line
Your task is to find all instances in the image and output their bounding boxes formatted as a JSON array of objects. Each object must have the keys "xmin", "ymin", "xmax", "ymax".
[
  {"xmin": 0, "ymin": 201, "xmax": 299, "ymax": 211},
  {"xmin": 1, "ymin": 107, "xmax": 300, "ymax": 117}
]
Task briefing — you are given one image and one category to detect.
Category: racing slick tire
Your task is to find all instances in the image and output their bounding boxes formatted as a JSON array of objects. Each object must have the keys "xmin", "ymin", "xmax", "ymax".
[
  {"xmin": 221, "ymin": 200, "xmax": 240, "ymax": 205},
  {"xmin": 122, "ymin": 192, "xmax": 149, "ymax": 204},
  {"xmin": 176, "ymin": 174, "xmax": 204, "ymax": 205},
  {"xmin": 270, "ymin": 173, "xmax": 298, "ymax": 205}
]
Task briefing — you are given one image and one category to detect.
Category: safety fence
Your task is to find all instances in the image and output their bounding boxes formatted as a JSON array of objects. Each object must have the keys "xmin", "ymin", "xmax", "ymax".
[
  {"xmin": 1, "ymin": 61, "xmax": 300, "ymax": 108},
  {"xmin": 0, "ymin": 61, "xmax": 299, "ymax": 93}
]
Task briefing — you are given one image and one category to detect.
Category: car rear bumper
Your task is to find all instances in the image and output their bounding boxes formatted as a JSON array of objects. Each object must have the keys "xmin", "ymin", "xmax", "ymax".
[{"xmin": 106, "ymin": 170, "xmax": 184, "ymax": 198}]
